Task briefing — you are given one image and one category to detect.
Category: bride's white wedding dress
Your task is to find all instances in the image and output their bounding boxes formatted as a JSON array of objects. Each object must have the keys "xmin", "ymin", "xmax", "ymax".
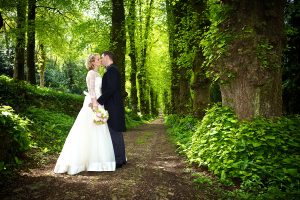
[{"xmin": 54, "ymin": 70, "xmax": 116, "ymax": 175}]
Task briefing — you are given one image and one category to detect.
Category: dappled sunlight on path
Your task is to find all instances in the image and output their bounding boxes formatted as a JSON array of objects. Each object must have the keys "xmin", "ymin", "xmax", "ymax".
[{"xmin": 1, "ymin": 115, "xmax": 210, "ymax": 199}]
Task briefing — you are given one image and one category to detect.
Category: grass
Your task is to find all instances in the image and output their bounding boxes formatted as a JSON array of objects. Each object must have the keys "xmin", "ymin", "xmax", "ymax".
[{"xmin": 136, "ymin": 140, "xmax": 147, "ymax": 144}]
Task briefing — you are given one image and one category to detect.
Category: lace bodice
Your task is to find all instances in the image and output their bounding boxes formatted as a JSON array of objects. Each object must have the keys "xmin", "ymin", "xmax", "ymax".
[{"xmin": 86, "ymin": 70, "xmax": 102, "ymax": 98}]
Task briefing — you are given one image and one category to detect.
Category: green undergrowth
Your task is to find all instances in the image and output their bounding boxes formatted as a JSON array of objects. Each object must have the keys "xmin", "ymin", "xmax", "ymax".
[
  {"xmin": 0, "ymin": 74, "xmax": 83, "ymax": 117},
  {"xmin": 125, "ymin": 108, "xmax": 158, "ymax": 130},
  {"xmin": 164, "ymin": 113, "xmax": 198, "ymax": 150},
  {"xmin": 0, "ymin": 75, "xmax": 158, "ymax": 183},
  {"xmin": 0, "ymin": 106, "xmax": 31, "ymax": 175},
  {"xmin": 164, "ymin": 104, "xmax": 300, "ymax": 199}
]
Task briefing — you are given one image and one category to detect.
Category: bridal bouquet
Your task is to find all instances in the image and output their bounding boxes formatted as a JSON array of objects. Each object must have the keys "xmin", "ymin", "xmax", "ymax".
[{"xmin": 93, "ymin": 108, "xmax": 109, "ymax": 125}]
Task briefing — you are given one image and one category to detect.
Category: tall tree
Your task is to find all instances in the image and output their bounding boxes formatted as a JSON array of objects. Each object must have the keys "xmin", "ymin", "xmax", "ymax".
[
  {"xmin": 190, "ymin": 0, "xmax": 211, "ymax": 120},
  {"xmin": 39, "ymin": 43, "xmax": 46, "ymax": 87},
  {"xmin": 0, "ymin": 11, "xmax": 3, "ymax": 29},
  {"xmin": 13, "ymin": 0, "xmax": 26, "ymax": 80},
  {"xmin": 150, "ymin": 86, "xmax": 158, "ymax": 115},
  {"xmin": 26, "ymin": 0, "xmax": 37, "ymax": 84},
  {"xmin": 3, "ymin": 24, "xmax": 12, "ymax": 77},
  {"xmin": 138, "ymin": 0, "xmax": 154, "ymax": 115},
  {"xmin": 205, "ymin": 0, "xmax": 286, "ymax": 121},
  {"xmin": 175, "ymin": 0, "xmax": 192, "ymax": 116},
  {"xmin": 128, "ymin": 0, "xmax": 138, "ymax": 114},
  {"xmin": 166, "ymin": 0, "xmax": 180, "ymax": 115},
  {"xmin": 111, "ymin": 0, "xmax": 127, "ymax": 107}
]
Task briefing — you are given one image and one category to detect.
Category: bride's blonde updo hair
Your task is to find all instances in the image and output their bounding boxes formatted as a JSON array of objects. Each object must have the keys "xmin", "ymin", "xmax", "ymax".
[{"xmin": 85, "ymin": 53, "xmax": 100, "ymax": 70}]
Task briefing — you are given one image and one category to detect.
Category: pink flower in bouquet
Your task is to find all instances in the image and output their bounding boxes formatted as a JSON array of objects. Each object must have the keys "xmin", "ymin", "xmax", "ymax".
[
  {"xmin": 104, "ymin": 68, "xmax": 107, "ymax": 72},
  {"xmin": 96, "ymin": 112, "xmax": 102, "ymax": 118},
  {"xmin": 93, "ymin": 109, "xmax": 109, "ymax": 125}
]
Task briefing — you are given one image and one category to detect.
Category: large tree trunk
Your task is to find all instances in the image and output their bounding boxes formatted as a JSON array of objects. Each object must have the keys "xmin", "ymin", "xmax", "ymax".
[
  {"xmin": 138, "ymin": 72, "xmax": 150, "ymax": 114},
  {"xmin": 0, "ymin": 11, "xmax": 3, "ymax": 29},
  {"xmin": 179, "ymin": 65, "xmax": 191, "ymax": 116},
  {"xmin": 163, "ymin": 90, "xmax": 171, "ymax": 115},
  {"xmin": 39, "ymin": 44, "xmax": 46, "ymax": 87},
  {"xmin": 190, "ymin": 0, "xmax": 211, "ymax": 120},
  {"xmin": 166, "ymin": 0, "xmax": 180, "ymax": 115},
  {"xmin": 138, "ymin": 0, "xmax": 153, "ymax": 115},
  {"xmin": 174, "ymin": 0, "xmax": 191, "ymax": 117},
  {"xmin": 128, "ymin": 0, "xmax": 138, "ymax": 113},
  {"xmin": 212, "ymin": 0, "xmax": 286, "ymax": 121},
  {"xmin": 13, "ymin": 0, "xmax": 26, "ymax": 81},
  {"xmin": 111, "ymin": 0, "xmax": 127, "ymax": 107},
  {"xmin": 26, "ymin": 0, "xmax": 36, "ymax": 85}
]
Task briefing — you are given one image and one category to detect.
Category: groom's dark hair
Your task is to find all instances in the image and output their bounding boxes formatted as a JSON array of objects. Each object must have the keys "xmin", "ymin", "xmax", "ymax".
[{"xmin": 102, "ymin": 51, "xmax": 115, "ymax": 61}]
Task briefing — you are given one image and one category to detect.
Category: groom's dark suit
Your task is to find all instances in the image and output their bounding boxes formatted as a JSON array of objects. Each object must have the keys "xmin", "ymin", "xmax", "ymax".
[
  {"xmin": 98, "ymin": 64, "xmax": 126, "ymax": 132},
  {"xmin": 98, "ymin": 64, "xmax": 126, "ymax": 166}
]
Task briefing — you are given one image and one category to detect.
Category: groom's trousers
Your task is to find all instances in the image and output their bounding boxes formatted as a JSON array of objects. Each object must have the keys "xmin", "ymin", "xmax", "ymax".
[{"xmin": 108, "ymin": 126, "xmax": 126, "ymax": 165}]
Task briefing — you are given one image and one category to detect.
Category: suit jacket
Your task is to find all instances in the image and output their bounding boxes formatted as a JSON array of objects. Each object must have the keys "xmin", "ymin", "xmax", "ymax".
[{"xmin": 98, "ymin": 64, "xmax": 126, "ymax": 132}]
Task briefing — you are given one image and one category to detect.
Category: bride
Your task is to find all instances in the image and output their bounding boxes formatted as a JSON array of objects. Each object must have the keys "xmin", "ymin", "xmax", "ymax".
[{"xmin": 54, "ymin": 53, "xmax": 116, "ymax": 175}]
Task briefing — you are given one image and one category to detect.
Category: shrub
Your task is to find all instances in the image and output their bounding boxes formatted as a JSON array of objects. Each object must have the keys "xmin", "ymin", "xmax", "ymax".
[
  {"xmin": 164, "ymin": 114, "xmax": 198, "ymax": 152},
  {"xmin": 125, "ymin": 108, "xmax": 158, "ymax": 130},
  {"xmin": 184, "ymin": 104, "xmax": 300, "ymax": 199},
  {"xmin": 125, "ymin": 108, "xmax": 142, "ymax": 121},
  {"xmin": 23, "ymin": 106, "xmax": 75, "ymax": 154},
  {"xmin": 0, "ymin": 106, "xmax": 31, "ymax": 165},
  {"xmin": 0, "ymin": 75, "xmax": 84, "ymax": 117},
  {"xmin": 141, "ymin": 114, "xmax": 157, "ymax": 121}
]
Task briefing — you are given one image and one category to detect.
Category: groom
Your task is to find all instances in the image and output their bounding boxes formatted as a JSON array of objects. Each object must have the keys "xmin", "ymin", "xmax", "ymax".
[{"xmin": 97, "ymin": 51, "xmax": 127, "ymax": 168}]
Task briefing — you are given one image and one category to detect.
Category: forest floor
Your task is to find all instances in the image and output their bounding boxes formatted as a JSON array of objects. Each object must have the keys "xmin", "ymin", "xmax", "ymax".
[{"xmin": 0, "ymin": 114, "xmax": 223, "ymax": 200}]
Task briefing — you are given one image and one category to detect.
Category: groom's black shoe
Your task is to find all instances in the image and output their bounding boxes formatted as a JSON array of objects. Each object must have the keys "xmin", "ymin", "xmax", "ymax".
[{"xmin": 116, "ymin": 164, "xmax": 123, "ymax": 168}]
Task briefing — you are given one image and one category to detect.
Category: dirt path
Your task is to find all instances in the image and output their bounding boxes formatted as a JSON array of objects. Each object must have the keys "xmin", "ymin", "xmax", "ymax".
[{"xmin": 1, "ymin": 115, "xmax": 210, "ymax": 199}]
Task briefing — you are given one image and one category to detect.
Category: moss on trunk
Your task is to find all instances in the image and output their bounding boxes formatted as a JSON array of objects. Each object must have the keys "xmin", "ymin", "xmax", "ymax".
[{"xmin": 212, "ymin": 0, "xmax": 286, "ymax": 121}]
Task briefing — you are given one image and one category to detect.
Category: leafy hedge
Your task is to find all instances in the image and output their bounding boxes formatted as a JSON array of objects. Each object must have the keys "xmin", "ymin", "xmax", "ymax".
[
  {"xmin": 0, "ymin": 75, "xmax": 84, "ymax": 117},
  {"xmin": 164, "ymin": 114, "xmax": 198, "ymax": 149},
  {"xmin": 0, "ymin": 106, "xmax": 31, "ymax": 164},
  {"xmin": 125, "ymin": 108, "xmax": 158, "ymax": 129},
  {"xmin": 165, "ymin": 104, "xmax": 300, "ymax": 199},
  {"xmin": 23, "ymin": 106, "xmax": 75, "ymax": 154}
]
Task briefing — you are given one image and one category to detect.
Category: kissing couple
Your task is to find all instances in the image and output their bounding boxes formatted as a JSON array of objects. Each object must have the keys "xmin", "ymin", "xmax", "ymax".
[{"xmin": 54, "ymin": 51, "xmax": 127, "ymax": 175}]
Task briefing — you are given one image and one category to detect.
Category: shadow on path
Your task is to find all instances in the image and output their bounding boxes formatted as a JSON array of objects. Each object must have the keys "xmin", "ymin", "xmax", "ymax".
[{"xmin": 1, "ymin": 115, "xmax": 211, "ymax": 199}]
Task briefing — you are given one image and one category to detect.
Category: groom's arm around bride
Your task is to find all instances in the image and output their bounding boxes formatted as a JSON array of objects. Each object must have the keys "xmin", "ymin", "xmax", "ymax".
[{"xmin": 97, "ymin": 51, "xmax": 127, "ymax": 168}]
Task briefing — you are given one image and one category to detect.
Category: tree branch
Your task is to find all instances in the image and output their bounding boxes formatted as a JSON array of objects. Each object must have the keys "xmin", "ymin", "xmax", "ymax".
[{"xmin": 36, "ymin": 6, "xmax": 72, "ymax": 21}]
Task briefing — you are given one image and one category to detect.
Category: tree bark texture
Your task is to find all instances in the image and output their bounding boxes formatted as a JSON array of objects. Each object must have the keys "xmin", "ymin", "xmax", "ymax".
[
  {"xmin": 13, "ymin": 0, "xmax": 26, "ymax": 81},
  {"xmin": 128, "ymin": 0, "xmax": 138, "ymax": 114},
  {"xmin": 150, "ymin": 87, "xmax": 158, "ymax": 115},
  {"xmin": 174, "ymin": 0, "xmax": 192, "ymax": 117},
  {"xmin": 213, "ymin": 0, "xmax": 286, "ymax": 121},
  {"xmin": 111, "ymin": 0, "xmax": 127, "ymax": 107},
  {"xmin": 26, "ymin": 0, "xmax": 36, "ymax": 85},
  {"xmin": 190, "ymin": 0, "xmax": 211, "ymax": 120},
  {"xmin": 39, "ymin": 44, "xmax": 46, "ymax": 88},
  {"xmin": 166, "ymin": 0, "xmax": 180, "ymax": 115},
  {"xmin": 138, "ymin": 0, "xmax": 153, "ymax": 115},
  {"xmin": 0, "ymin": 11, "xmax": 3, "ymax": 29},
  {"xmin": 163, "ymin": 90, "xmax": 171, "ymax": 115}
]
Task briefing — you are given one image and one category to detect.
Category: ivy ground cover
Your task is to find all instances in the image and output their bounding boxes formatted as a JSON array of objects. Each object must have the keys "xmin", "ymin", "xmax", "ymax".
[{"xmin": 165, "ymin": 104, "xmax": 300, "ymax": 199}]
